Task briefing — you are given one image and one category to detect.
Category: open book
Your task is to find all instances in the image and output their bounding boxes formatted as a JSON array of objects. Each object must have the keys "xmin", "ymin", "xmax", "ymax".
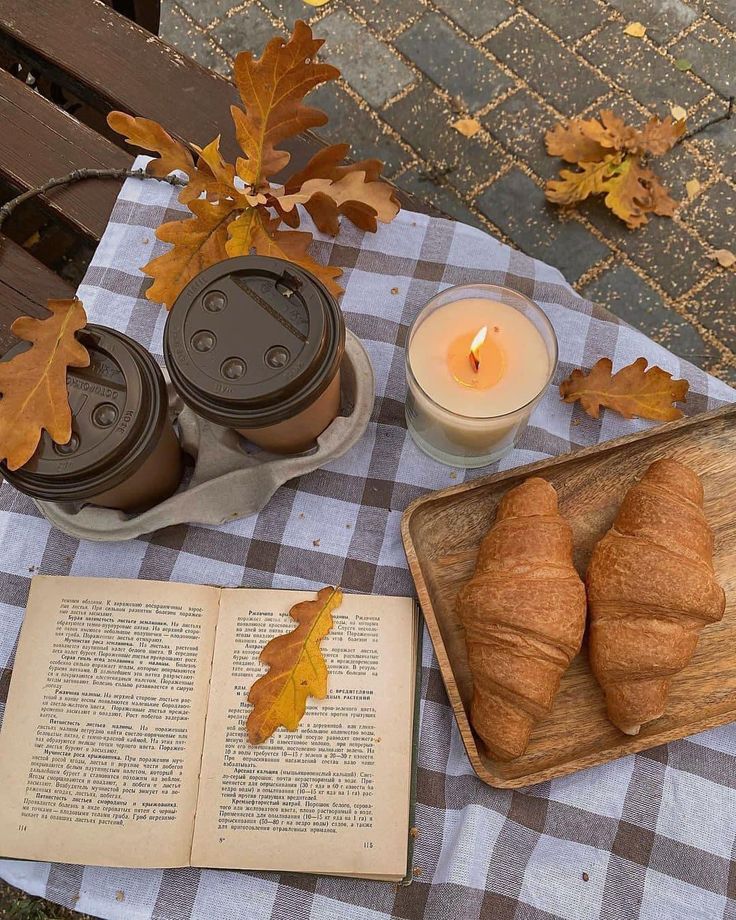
[{"xmin": 0, "ymin": 576, "xmax": 420, "ymax": 881}]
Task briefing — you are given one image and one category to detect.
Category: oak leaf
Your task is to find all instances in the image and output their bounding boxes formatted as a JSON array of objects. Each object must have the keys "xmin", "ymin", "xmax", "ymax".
[
  {"xmin": 143, "ymin": 199, "xmax": 234, "ymax": 307},
  {"xmin": 560, "ymin": 357, "xmax": 689, "ymax": 421},
  {"xmin": 253, "ymin": 213, "xmax": 343, "ymax": 296},
  {"xmin": 247, "ymin": 586, "xmax": 343, "ymax": 744},
  {"xmin": 452, "ymin": 117, "xmax": 481, "ymax": 137},
  {"xmin": 0, "ymin": 298, "xmax": 90, "ymax": 470},
  {"xmin": 108, "ymin": 21, "xmax": 400, "ymax": 307},
  {"xmin": 231, "ymin": 21, "xmax": 339, "ymax": 187},
  {"xmin": 545, "ymin": 120, "xmax": 608, "ymax": 163},
  {"xmin": 545, "ymin": 110, "xmax": 683, "ymax": 228}
]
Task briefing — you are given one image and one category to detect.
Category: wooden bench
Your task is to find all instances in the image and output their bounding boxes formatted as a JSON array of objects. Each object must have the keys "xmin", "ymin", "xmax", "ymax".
[{"xmin": 0, "ymin": 0, "xmax": 427, "ymax": 354}]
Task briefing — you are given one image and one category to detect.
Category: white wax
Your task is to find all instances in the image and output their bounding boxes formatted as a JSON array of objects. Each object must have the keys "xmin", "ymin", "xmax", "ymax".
[{"xmin": 408, "ymin": 298, "xmax": 551, "ymax": 417}]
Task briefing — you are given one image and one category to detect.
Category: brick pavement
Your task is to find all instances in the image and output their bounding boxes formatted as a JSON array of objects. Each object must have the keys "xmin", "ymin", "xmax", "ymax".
[{"xmin": 162, "ymin": 0, "xmax": 736, "ymax": 384}]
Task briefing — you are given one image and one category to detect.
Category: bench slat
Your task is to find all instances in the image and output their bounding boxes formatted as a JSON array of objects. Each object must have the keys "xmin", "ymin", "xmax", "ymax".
[
  {"xmin": 0, "ymin": 236, "xmax": 73, "ymax": 355},
  {"xmin": 0, "ymin": 68, "xmax": 131, "ymax": 239},
  {"xmin": 0, "ymin": 0, "xmax": 317, "ymax": 169}
]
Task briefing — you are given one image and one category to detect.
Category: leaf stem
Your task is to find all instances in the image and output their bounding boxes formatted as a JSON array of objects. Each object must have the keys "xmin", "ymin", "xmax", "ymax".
[
  {"xmin": 0, "ymin": 167, "xmax": 187, "ymax": 231},
  {"xmin": 680, "ymin": 95, "xmax": 734, "ymax": 143}
]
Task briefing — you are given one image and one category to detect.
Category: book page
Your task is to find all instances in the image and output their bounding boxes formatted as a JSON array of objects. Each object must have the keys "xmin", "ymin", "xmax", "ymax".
[
  {"xmin": 191, "ymin": 589, "xmax": 416, "ymax": 879},
  {"xmin": 0, "ymin": 576, "xmax": 219, "ymax": 868}
]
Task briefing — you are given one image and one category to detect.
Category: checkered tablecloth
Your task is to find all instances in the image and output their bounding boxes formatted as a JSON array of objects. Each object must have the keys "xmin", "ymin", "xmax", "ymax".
[{"xmin": 1, "ymin": 159, "xmax": 735, "ymax": 920}]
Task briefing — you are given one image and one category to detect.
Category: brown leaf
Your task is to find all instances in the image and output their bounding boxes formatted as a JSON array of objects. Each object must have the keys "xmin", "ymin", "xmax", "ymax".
[
  {"xmin": 231, "ymin": 21, "xmax": 339, "ymax": 187},
  {"xmin": 560, "ymin": 357, "xmax": 689, "ymax": 421},
  {"xmin": 247, "ymin": 586, "xmax": 343, "ymax": 744},
  {"xmin": 0, "ymin": 298, "xmax": 90, "ymax": 470},
  {"xmin": 253, "ymin": 213, "xmax": 343, "ymax": 296},
  {"xmin": 580, "ymin": 110, "xmax": 639, "ymax": 152},
  {"xmin": 280, "ymin": 143, "xmax": 399, "ymax": 233},
  {"xmin": 452, "ymin": 117, "xmax": 481, "ymax": 137},
  {"xmin": 107, "ymin": 112, "xmax": 195, "ymax": 179},
  {"xmin": 143, "ymin": 198, "xmax": 235, "ymax": 308},
  {"xmin": 711, "ymin": 248, "xmax": 736, "ymax": 268},
  {"xmin": 545, "ymin": 121, "xmax": 608, "ymax": 163},
  {"xmin": 636, "ymin": 115, "xmax": 686, "ymax": 156},
  {"xmin": 275, "ymin": 170, "xmax": 400, "ymax": 234}
]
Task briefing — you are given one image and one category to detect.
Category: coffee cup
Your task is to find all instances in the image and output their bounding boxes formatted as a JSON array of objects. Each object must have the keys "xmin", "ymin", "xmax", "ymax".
[
  {"xmin": 1, "ymin": 324, "xmax": 182, "ymax": 512},
  {"xmin": 163, "ymin": 256, "xmax": 345, "ymax": 454}
]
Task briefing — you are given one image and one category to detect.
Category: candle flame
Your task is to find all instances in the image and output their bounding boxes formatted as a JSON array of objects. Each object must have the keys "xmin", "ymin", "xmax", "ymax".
[{"xmin": 469, "ymin": 325, "xmax": 488, "ymax": 372}]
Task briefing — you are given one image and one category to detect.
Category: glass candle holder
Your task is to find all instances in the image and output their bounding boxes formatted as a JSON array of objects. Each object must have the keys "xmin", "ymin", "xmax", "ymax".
[{"xmin": 405, "ymin": 284, "xmax": 558, "ymax": 468}]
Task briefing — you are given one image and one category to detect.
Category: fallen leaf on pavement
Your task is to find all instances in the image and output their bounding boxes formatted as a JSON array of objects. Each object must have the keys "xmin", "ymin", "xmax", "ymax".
[
  {"xmin": 670, "ymin": 105, "xmax": 687, "ymax": 121},
  {"xmin": 711, "ymin": 248, "xmax": 736, "ymax": 268},
  {"xmin": 675, "ymin": 58, "xmax": 692, "ymax": 71},
  {"xmin": 623, "ymin": 21, "xmax": 647, "ymax": 37},
  {"xmin": 685, "ymin": 178, "xmax": 701, "ymax": 200},
  {"xmin": 560, "ymin": 357, "xmax": 689, "ymax": 421},
  {"xmin": 452, "ymin": 117, "xmax": 482, "ymax": 138}
]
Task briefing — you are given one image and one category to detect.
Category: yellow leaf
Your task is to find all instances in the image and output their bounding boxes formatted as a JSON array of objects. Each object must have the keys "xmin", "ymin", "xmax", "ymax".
[
  {"xmin": 623, "ymin": 21, "xmax": 647, "ymax": 37},
  {"xmin": 712, "ymin": 248, "xmax": 736, "ymax": 268},
  {"xmin": 670, "ymin": 105, "xmax": 687, "ymax": 122},
  {"xmin": 232, "ymin": 21, "xmax": 339, "ymax": 187},
  {"xmin": 560, "ymin": 357, "xmax": 688, "ymax": 421},
  {"xmin": 247, "ymin": 586, "xmax": 343, "ymax": 744},
  {"xmin": 452, "ymin": 117, "xmax": 481, "ymax": 138},
  {"xmin": 685, "ymin": 178, "xmax": 701, "ymax": 200},
  {"xmin": 0, "ymin": 299, "xmax": 90, "ymax": 470},
  {"xmin": 545, "ymin": 156, "xmax": 619, "ymax": 205},
  {"xmin": 303, "ymin": 0, "xmax": 332, "ymax": 5},
  {"xmin": 225, "ymin": 206, "xmax": 260, "ymax": 257}
]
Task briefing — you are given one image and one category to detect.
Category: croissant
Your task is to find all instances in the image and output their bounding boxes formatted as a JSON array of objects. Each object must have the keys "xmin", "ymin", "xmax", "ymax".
[
  {"xmin": 587, "ymin": 458, "xmax": 725, "ymax": 736},
  {"xmin": 456, "ymin": 477, "xmax": 586, "ymax": 761}
]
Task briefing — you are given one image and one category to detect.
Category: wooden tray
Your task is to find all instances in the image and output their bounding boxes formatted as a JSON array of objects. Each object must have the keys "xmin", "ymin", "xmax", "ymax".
[{"xmin": 401, "ymin": 404, "xmax": 736, "ymax": 788}]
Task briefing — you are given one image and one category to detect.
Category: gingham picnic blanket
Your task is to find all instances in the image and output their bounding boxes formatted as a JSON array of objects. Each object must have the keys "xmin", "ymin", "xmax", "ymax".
[{"xmin": 1, "ymin": 158, "xmax": 735, "ymax": 920}]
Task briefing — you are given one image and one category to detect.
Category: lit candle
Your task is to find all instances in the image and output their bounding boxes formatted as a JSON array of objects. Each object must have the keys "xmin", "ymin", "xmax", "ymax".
[{"xmin": 405, "ymin": 285, "xmax": 557, "ymax": 468}]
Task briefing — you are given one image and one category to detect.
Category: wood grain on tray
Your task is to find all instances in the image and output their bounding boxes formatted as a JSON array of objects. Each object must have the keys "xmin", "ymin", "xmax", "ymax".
[{"xmin": 401, "ymin": 404, "xmax": 736, "ymax": 788}]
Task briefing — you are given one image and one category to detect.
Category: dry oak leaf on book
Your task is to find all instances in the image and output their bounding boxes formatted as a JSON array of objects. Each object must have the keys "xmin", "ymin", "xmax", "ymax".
[
  {"xmin": 0, "ymin": 298, "xmax": 90, "ymax": 470},
  {"xmin": 560, "ymin": 357, "xmax": 689, "ymax": 421},
  {"xmin": 108, "ymin": 20, "xmax": 400, "ymax": 309},
  {"xmin": 247, "ymin": 586, "xmax": 343, "ymax": 744},
  {"xmin": 545, "ymin": 109, "xmax": 685, "ymax": 228}
]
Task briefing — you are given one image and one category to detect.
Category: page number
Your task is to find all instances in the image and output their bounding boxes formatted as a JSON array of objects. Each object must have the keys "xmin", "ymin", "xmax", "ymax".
[
  {"xmin": 18, "ymin": 824, "xmax": 27, "ymax": 832},
  {"xmin": 363, "ymin": 841, "xmax": 374, "ymax": 849}
]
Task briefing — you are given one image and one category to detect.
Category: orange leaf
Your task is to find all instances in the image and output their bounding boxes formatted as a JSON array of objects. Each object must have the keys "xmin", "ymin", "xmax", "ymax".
[
  {"xmin": 636, "ymin": 115, "xmax": 686, "ymax": 156},
  {"xmin": 274, "ymin": 170, "xmax": 400, "ymax": 234},
  {"xmin": 560, "ymin": 357, "xmax": 689, "ymax": 421},
  {"xmin": 107, "ymin": 112, "xmax": 195, "ymax": 179},
  {"xmin": 603, "ymin": 156, "xmax": 677, "ymax": 228},
  {"xmin": 580, "ymin": 109, "xmax": 639, "ymax": 152},
  {"xmin": 143, "ymin": 198, "xmax": 235, "ymax": 308},
  {"xmin": 231, "ymin": 21, "xmax": 339, "ymax": 187},
  {"xmin": 545, "ymin": 120, "xmax": 608, "ymax": 163},
  {"xmin": 0, "ymin": 298, "xmax": 90, "ymax": 470},
  {"xmin": 247, "ymin": 586, "xmax": 343, "ymax": 744},
  {"xmin": 253, "ymin": 212, "xmax": 343, "ymax": 295}
]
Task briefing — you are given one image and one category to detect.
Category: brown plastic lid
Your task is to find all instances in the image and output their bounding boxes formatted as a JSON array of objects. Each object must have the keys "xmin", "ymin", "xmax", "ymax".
[
  {"xmin": 164, "ymin": 256, "xmax": 345, "ymax": 429},
  {"xmin": 1, "ymin": 324, "xmax": 168, "ymax": 502}
]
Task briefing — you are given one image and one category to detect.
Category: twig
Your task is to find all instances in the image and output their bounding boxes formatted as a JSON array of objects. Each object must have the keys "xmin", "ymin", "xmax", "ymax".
[
  {"xmin": 0, "ymin": 167, "xmax": 187, "ymax": 231},
  {"xmin": 681, "ymin": 95, "xmax": 734, "ymax": 143}
]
